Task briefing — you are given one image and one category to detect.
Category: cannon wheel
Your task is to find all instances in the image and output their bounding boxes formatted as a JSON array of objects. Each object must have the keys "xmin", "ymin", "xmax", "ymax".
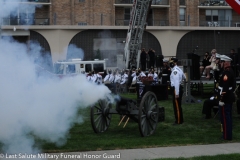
[
  {"xmin": 138, "ymin": 91, "xmax": 159, "ymax": 137},
  {"xmin": 91, "ymin": 99, "xmax": 112, "ymax": 133}
]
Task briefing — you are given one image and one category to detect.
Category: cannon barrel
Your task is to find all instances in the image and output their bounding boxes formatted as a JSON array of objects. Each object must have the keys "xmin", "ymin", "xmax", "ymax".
[
  {"xmin": 115, "ymin": 96, "xmax": 137, "ymax": 114},
  {"xmin": 115, "ymin": 96, "xmax": 135, "ymax": 105}
]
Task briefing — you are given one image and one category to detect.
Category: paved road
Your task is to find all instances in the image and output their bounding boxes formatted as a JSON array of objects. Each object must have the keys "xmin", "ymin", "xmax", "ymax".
[{"xmin": 45, "ymin": 142, "xmax": 240, "ymax": 160}]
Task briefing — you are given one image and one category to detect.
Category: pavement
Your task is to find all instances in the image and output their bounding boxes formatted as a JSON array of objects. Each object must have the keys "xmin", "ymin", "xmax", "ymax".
[
  {"xmin": 1, "ymin": 143, "xmax": 239, "ymax": 160},
  {"xmin": 45, "ymin": 142, "xmax": 240, "ymax": 160}
]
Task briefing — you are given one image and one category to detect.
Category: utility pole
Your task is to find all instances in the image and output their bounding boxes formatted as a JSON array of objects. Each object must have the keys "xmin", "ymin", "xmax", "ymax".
[{"xmin": 0, "ymin": 18, "xmax": 2, "ymax": 39}]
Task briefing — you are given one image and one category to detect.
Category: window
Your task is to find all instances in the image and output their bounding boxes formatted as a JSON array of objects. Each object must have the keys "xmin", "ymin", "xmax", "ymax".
[
  {"xmin": 179, "ymin": 8, "xmax": 185, "ymax": 21},
  {"xmin": 206, "ymin": 10, "xmax": 212, "ymax": 21},
  {"xmin": 124, "ymin": 8, "xmax": 131, "ymax": 20},
  {"xmin": 8, "ymin": 6, "xmax": 35, "ymax": 25},
  {"xmin": 205, "ymin": 10, "xmax": 232, "ymax": 26},
  {"xmin": 93, "ymin": 64, "xmax": 104, "ymax": 73},
  {"xmin": 212, "ymin": 10, "xmax": 218, "ymax": 21},
  {"xmin": 85, "ymin": 64, "xmax": 92, "ymax": 73},
  {"xmin": 206, "ymin": 10, "xmax": 218, "ymax": 21},
  {"xmin": 53, "ymin": 64, "xmax": 64, "ymax": 74},
  {"xmin": 179, "ymin": 0, "xmax": 185, "ymax": 5},
  {"xmin": 124, "ymin": 8, "xmax": 131, "ymax": 25},
  {"xmin": 66, "ymin": 65, "xmax": 76, "ymax": 74},
  {"xmin": 78, "ymin": 22, "xmax": 87, "ymax": 25}
]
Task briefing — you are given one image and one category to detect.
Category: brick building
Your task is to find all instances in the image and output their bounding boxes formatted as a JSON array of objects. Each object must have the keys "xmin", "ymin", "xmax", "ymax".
[{"xmin": 1, "ymin": 0, "xmax": 240, "ymax": 68}]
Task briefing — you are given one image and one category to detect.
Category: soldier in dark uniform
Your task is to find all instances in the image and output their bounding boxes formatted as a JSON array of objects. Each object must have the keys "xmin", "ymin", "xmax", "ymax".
[
  {"xmin": 229, "ymin": 49, "xmax": 239, "ymax": 77},
  {"xmin": 218, "ymin": 55, "xmax": 236, "ymax": 140},
  {"xmin": 148, "ymin": 48, "xmax": 156, "ymax": 68},
  {"xmin": 202, "ymin": 54, "xmax": 222, "ymax": 119},
  {"xmin": 140, "ymin": 48, "xmax": 147, "ymax": 71},
  {"xmin": 161, "ymin": 59, "xmax": 171, "ymax": 85}
]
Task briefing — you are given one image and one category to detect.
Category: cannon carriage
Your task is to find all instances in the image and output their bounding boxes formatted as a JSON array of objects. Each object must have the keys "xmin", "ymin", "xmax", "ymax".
[{"xmin": 90, "ymin": 82, "xmax": 165, "ymax": 137}]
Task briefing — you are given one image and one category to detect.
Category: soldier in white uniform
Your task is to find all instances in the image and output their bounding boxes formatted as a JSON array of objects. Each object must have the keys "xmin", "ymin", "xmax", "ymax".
[
  {"xmin": 87, "ymin": 71, "xmax": 92, "ymax": 82},
  {"xmin": 120, "ymin": 71, "xmax": 128, "ymax": 85},
  {"xmin": 114, "ymin": 71, "xmax": 122, "ymax": 84},
  {"xmin": 169, "ymin": 58, "xmax": 186, "ymax": 125},
  {"xmin": 96, "ymin": 72, "xmax": 103, "ymax": 85},
  {"xmin": 104, "ymin": 70, "xmax": 112, "ymax": 84},
  {"xmin": 91, "ymin": 71, "xmax": 98, "ymax": 83},
  {"xmin": 108, "ymin": 71, "xmax": 118, "ymax": 94}
]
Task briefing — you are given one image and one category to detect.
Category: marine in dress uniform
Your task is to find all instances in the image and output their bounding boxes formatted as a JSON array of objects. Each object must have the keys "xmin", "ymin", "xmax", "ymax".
[
  {"xmin": 202, "ymin": 54, "xmax": 222, "ymax": 119},
  {"xmin": 169, "ymin": 58, "xmax": 186, "ymax": 125},
  {"xmin": 218, "ymin": 55, "xmax": 236, "ymax": 140}
]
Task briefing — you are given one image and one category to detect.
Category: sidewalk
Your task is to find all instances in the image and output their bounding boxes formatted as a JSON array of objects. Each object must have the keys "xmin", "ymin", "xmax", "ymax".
[{"xmin": 47, "ymin": 142, "xmax": 240, "ymax": 160}]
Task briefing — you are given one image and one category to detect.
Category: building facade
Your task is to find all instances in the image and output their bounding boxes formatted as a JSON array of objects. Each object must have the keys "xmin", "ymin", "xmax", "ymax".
[{"xmin": 1, "ymin": 0, "xmax": 240, "ymax": 68}]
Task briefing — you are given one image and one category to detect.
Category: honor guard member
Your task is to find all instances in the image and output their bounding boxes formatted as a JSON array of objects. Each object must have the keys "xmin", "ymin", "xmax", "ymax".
[
  {"xmin": 153, "ymin": 70, "xmax": 158, "ymax": 82},
  {"xmin": 91, "ymin": 71, "xmax": 98, "ymax": 83},
  {"xmin": 161, "ymin": 59, "xmax": 171, "ymax": 85},
  {"xmin": 169, "ymin": 58, "xmax": 186, "ymax": 125},
  {"xmin": 96, "ymin": 72, "xmax": 103, "ymax": 85},
  {"xmin": 120, "ymin": 71, "xmax": 128, "ymax": 85},
  {"xmin": 218, "ymin": 55, "xmax": 236, "ymax": 140},
  {"xmin": 104, "ymin": 69, "xmax": 112, "ymax": 84},
  {"xmin": 136, "ymin": 68, "xmax": 146, "ymax": 78},
  {"xmin": 114, "ymin": 71, "xmax": 121, "ymax": 84},
  {"xmin": 87, "ymin": 71, "xmax": 92, "ymax": 82},
  {"xmin": 202, "ymin": 54, "xmax": 222, "ymax": 119}
]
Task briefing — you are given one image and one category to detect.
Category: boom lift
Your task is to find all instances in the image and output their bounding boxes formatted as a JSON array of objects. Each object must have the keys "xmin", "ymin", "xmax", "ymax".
[{"xmin": 124, "ymin": 0, "xmax": 152, "ymax": 69}]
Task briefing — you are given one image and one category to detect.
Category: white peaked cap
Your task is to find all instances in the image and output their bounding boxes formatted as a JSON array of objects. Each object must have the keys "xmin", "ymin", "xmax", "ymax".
[
  {"xmin": 215, "ymin": 53, "xmax": 221, "ymax": 58},
  {"xmin": 220, "ymin": 55, "xmax": 232, "ymax": 61}
]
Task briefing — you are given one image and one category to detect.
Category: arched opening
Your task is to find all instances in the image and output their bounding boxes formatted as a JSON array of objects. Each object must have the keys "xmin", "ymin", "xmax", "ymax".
[
  {"xmin": 30, "ymin": 30, "xmax": 52, "ymax": 70},
  {"xmin": 68, "ymin": 29, "xmax": 161, "ymax": 67}
]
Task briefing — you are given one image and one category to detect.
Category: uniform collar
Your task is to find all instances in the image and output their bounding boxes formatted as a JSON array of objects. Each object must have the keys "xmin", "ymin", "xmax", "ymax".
[
  {"xmin": 224, "ymin": 66, "xmax": 231, "ymax": 70},
  {"xmin": 173, "ymin": 65, "xmax": 178, "ymax": 69}
]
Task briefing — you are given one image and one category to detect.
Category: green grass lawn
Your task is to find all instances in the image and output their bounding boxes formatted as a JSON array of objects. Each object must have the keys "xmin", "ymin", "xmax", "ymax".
[{"xmin": 40, "ymin": 93, "xmax": 240, "ymax": 153}]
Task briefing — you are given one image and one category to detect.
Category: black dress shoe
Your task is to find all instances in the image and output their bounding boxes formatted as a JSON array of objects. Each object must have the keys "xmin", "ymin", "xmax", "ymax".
[
  {"xmin": 205, "ymin": 116, "xmax": 211, "ymax": 119},
  {"xmin": 172, "ymin": 122, "xmax": 183, "ymax": 125}
]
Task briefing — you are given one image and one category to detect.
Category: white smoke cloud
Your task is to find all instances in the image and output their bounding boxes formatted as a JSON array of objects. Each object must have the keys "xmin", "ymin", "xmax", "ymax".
[
  {"xmin": 66, "ymin": 44, "xmax": 84, "ymax": 60},
  {"xmin": 0, "ymin": 0, "xmax": 21, "ymax": 18},
  {"xmin": 0, "ymin": 0, "xmax": 40, "ymax": 28},
  {"xmin": 0, "ymin": 36, "xmax": 111, "ymax": 156},
  {"xmin": 0, "ymin": 1, "xmax": 112, "ymax": 156}
]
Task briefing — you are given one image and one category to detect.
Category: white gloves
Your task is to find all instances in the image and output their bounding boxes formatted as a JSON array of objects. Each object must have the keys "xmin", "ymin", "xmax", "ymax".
[{"xmin": 219, "ymin": 101, "xmax": 225, "ymax": 106}]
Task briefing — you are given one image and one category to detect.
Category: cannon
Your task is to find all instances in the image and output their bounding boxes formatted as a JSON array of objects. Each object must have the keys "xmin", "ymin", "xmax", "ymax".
[{"xmin": 90, "ymin": 83, "xmax": 165, "ymax": 137}]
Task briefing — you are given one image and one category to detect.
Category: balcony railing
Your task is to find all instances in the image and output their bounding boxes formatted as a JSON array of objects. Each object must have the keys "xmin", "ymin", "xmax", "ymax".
[
  {"xmin": 152, "ymin": 20, "xmax": 169, "ymax": 26},
  {"xmin": 199, "ymin": 20, "xmax": 240, "ymax": 27},
  {"xmin": 4, "ymin": 0, "xmax": 50, "ymax": 2},
  {"xmin": 199, "ymin": 0, "xmax": 228, "ymax": 6},
  {"xmin": 115, "ymin": 0, "xmax": 131, "ymax": 4},
  {"xmin": 151, "ymin": 0, "xmax": 169, "ymax": 5},
  {"xmin": 28, "ymin": 0, "xmax": 50, "ymax": 2},
  {"xmin": 115, "ymin": 19, "xmax": 130, "ymax": 26},
  {"xmin": 115, "ymin": 0, "xmax": 169, "ymax": 5},
  {"xmin": 115, "ymin": 19, "xmax": 169, "ymax": 26},
  {"xmin": 1, "ymin": 18, "xmax": 49, "ymax": 25}
]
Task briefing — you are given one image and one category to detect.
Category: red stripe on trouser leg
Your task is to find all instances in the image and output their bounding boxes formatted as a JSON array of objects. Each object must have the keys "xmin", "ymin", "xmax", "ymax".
[
  {"xmin": 174, "ymin": 91, "xmax": 180, "ymax": 124},
  {"xmin": 222, "ymin": 106, "xmax": 227, "ymax": 139}
]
